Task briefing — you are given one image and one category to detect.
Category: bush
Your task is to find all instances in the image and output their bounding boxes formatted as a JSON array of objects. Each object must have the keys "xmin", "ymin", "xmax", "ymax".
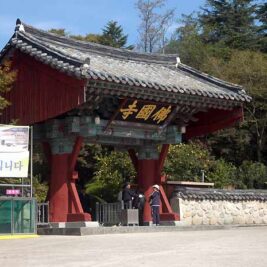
[
  {"xmin": 164, "ymin": 142, "xmax": 213, "ymax": 182},
  {"xmin": 237, "ymin": 161, "xmax": 267, "ymax": 189},
  {"xmin": 86, "ymin": 151, "xmax": 136, "ymax": 202},
  {"xmin": 164, "ymin": 141, "xmax": 238, "ymax": 189}
]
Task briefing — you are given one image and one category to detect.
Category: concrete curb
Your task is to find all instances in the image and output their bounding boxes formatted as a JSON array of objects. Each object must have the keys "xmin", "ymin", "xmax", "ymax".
[{"xmin": 37, "ymin": 224, "xmax": 267, "ymax": 236}]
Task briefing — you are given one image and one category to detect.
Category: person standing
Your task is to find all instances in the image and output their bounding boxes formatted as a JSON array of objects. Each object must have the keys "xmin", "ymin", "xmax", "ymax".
[
  {"xmin": 149, "ymin": 184, "xmax": 160, "ymax": 226},
  {"xmin": 122, "ymin": 182, "xmax": 137, "ymax": 209}
]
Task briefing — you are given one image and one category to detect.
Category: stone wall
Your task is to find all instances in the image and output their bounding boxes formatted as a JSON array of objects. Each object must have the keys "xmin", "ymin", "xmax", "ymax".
[{"xmin": 170, "ymin": 187, "xmax": 267, "ymax": 225}]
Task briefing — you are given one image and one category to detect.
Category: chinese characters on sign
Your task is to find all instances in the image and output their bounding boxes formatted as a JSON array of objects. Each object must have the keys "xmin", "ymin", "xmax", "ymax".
[
  {"xmin": 120, "ymin": 100, "xmax": 138, "ymax": 120},
  {"xmin": 119, "ymin": 100, "xmax": 172, "ymax": 124}
]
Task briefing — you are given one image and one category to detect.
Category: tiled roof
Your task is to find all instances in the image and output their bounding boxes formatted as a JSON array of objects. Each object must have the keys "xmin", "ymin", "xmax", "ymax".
[
  {"xmin": 0, "ymin": 19, "xmax": 251, "ymax": 105},
  {"xmin": 173, "ymin": 187, "xmax": 267, "ymax": 201}
]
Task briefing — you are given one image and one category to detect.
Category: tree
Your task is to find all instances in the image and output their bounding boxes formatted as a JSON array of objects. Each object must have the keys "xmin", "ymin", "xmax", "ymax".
[
  {"xmin": 101, "ymin": 21, "xmax": 132, "ymax": 49},
  {"xmin": 0, "ymin": 61, "xmax": 16, "ymax": 113},
  {"xmin": 86, "ymin": 151, "xmax": 136, "ymax": 202},
  {"xmin": 237, "ymin": 160, "xmax": 267, "ymax": 189},
  {"xmin": 164, "ymin": 141, "xmax": 238, "ymax": 188},
  {"xmin": 70, "ymin": 33, "xmax": 103, "ymax": 43},
  {"xmin": 49, "ymin": 21, "xmax": 133, "ymax": 49},
  {"xmin": 136, "ymin": 0, "xmax": 175, "ymax": 52},
  {"xmin": 201, "ymin": 50, "xmax": 267, "ymax": 163},
  {"xmin": 164, "ymin": 142, "xmax": 212, "ymax": 182},
  {"xmin": 199, "ymin": 0, "xmax": 258, "ymax": 49},
  {"xmin": 49, "ymin": 28, "xmax": 68, "ymax": 36},
  {"xmin": 256, "ymin": 2, "xmax": 267, "ymax": 52},
  {"xmin": 208, "ymin": 159, "xmax": 237, "ymax": 188},
  {"xmin": 76, "ymin": 144, "xmax": 103, "ymax": 187},
  {"xmin": 165, "ymin": 14, "xmax": 210, "ymax": 69}
]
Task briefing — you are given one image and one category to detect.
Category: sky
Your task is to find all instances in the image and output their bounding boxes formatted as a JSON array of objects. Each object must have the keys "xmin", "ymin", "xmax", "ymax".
[{"xmin": 0, "ymin": 0, "xmax": 205, "ymax": 50}]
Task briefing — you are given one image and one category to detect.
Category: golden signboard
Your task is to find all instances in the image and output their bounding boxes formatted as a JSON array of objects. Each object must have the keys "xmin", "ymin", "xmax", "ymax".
[{"xmin": 118, "ymin": 100, "xmax": 172, "ymax": 125}]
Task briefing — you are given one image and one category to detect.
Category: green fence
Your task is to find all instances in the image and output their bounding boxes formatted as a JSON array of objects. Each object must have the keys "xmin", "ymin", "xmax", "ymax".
[{"xmin": 0, "ymin": 197, "xmax": 36, "ymax": 234}]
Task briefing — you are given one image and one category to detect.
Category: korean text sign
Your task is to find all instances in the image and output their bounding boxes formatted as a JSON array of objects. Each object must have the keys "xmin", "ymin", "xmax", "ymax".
[{"xmin": 0, "ymin": 125, "xmax": 29, "ymax": 178}]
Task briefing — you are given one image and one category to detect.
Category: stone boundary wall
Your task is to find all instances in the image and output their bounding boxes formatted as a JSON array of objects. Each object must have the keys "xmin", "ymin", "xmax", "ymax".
[{"xmin": 170, "ymin": 187, "xmax": 267, "ymax": 225}]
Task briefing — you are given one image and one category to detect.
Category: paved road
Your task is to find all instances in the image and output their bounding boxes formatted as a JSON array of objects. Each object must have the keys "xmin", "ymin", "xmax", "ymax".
[{"xmin": 0, "ymin": 226, "xmax": 267, "ymax": 267}]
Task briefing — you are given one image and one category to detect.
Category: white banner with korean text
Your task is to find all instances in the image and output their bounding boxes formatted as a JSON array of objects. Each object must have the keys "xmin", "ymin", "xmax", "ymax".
[{"xmin": 0, "ymin": 125, "xmax": 29, "ymax": 177}]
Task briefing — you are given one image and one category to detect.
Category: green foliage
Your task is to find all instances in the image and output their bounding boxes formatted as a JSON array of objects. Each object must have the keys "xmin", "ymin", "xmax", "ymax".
[
  {"xmin": 256, "ymin": 2, "xmax": 267, "ymax": 52},
  {"xmin": 164, "ymin": 142, "xmax": 213, "ymax": 182},
  {"xmin": 71, "ymin": 33, "xmax": 103, "ymax": 43},
  {"xmin": 164, "ymin": 142, "xmax": 267, "ymax": 189},
  {"xmin": 207, "ymin": 159, "xmax": 237, "ymax": 188},
  {"xmin": 199, "ymin": 0, "xmax": 258, "ymax": 49},
  {"xmin": 0, "ymin": 61, "xmax": 16, "ymax": 113},
  {"xmin": 205, "ymin": 127, "xmax": 252, "ymax": 165},
  {"xmin": 101, "ymin": 21, "xmax": 131, "ymax": 48},
  {"xmin": 237, "ymin": 161, "xmax": 267, "ymax": 189},
  {"xmin": 86, "ymin": 151, "xmax": 136, "ymax": 202},
  {"xmin": 76, "ymin": 144, "xmax": 103, "ymax": 186},
  {"xmin": 33, "ymin": 175, "xmax": 48, "ymax": 202},
  {"xmin": 49, "ymin": 21, "xmax": 133, "ymax": 49},
  {"xmin": 201, "ymin": 50, "xmax": 267, "ymax": 163},
  {"xmin": 49, "ymin": 28, "xmax": 68, "ymax": 36},
  {"xmin": 165, "ymin": 14, "xmax": 209, "ymax": 69}
]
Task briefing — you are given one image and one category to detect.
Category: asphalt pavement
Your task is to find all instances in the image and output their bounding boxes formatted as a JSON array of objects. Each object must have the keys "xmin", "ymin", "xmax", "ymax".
[{"xmin": 0, "ymin": 226, "xmax": 267, "ymax": 267}]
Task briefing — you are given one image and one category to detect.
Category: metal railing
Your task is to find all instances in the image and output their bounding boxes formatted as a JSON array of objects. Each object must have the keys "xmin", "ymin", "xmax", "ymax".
[
  {"xmin": 37, "ymin": 202, "xmax": 49, "ymax": 225},
  {"xmin": 96, "ymin": 202, "xmax": 123, "ymax": 226},
  {"xmin": 96, "ymin": 201, "xmax": 139, "ymax": 226}
]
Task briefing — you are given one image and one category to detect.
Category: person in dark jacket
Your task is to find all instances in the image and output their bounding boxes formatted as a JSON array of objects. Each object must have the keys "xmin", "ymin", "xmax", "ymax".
[
  {"xmin": 132, "ymin": 188, "xmax": 146, "ymax": 225},
  {"xmin": 149, "ymin": 184, "xmax": 161, "ymax": 225},
  {"xmin": 122, "ymin": 182, "xmax": 137, "ymax": 209}
]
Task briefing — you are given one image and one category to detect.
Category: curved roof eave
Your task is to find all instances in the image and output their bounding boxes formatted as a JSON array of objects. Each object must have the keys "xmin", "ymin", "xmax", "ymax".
[{"xmin": 0, "ymin": 19, "xmax": 252, "ymax": 105}]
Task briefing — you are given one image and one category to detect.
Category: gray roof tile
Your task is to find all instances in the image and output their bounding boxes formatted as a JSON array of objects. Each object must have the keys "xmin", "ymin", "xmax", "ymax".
[
  {"xmin": 0, "ymin": 20, "xmax": 251, "ymax": 106},
  {"xmin": 174, "ymin": 187, "xmax": 267, "ymax": 201}
]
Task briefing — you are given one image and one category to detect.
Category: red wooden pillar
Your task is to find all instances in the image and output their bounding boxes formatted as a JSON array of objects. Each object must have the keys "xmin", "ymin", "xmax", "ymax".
[
  {"xmin": 49, "ymin": 153, "xmax": 70, "ymax": 222},
  {"xmin": 137, "ymin": 159, "xmax": 159, "ymax": 223},
  {"xmin": 129, "ymin": 145, "xmax": 179, "ymax": 224},
  {"xmin": 44, "ymin": 137, "xmax": 91, "ymax": 222}
]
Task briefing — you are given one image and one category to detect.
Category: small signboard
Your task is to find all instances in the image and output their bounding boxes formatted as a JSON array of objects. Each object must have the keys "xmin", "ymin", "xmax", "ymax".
[
  {"xmin": 6, "ymin": 189, "xmax": 21, "ymax": 196},
  {"xmin": 117, "ymin": 99, "xmax": 173, "ymax": 125}
]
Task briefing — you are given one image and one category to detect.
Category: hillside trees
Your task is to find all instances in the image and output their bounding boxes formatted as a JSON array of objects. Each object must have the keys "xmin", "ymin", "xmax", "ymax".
[
  {"xmin": 163, "ymin": 0, "xmax": 267, "ymax": 190},
  {"xmin": 49, "ymin": 20, "xmax": 133, "ymax": 48},
  {"xmin": 199, "ymin": 0, "xmax": 258, "ymax": 49}
]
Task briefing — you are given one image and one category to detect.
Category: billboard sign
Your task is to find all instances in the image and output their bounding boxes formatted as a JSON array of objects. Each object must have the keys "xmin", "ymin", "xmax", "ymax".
[{"xmin": 0, "ymin": 125, "xmax": 29, "ymax": 177}]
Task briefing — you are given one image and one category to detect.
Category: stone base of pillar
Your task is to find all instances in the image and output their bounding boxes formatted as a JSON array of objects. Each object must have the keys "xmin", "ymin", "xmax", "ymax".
[
  {"xmin": 67, "ymin": 213, "xmax": 92, "ymax": 222},
  {"xmin": 160, "ymin": 213, "xmax": 180, "ymax": 221},
  {"xmin": 49, "ymin": 221, "xmax": 99, "ymax": 228}
]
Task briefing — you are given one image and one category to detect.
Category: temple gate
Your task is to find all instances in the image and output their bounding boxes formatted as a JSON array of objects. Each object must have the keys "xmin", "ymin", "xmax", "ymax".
[{"xmin": 0, "ymin": 19, "xmax": 251, "ymax": 224}]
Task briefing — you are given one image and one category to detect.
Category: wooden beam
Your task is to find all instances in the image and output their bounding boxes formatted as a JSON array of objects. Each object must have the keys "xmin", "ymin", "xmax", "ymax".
[
  {"xmin": 159, "ymin": 144, "xmax": 169, "ymax": 172},
  {"xmin": 69, "ymin": 136, "xmax": 84, "ymax": 172},
  {"xmin": 159, "ymin": 185, "xmax": 174, "ymax": 213}
]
